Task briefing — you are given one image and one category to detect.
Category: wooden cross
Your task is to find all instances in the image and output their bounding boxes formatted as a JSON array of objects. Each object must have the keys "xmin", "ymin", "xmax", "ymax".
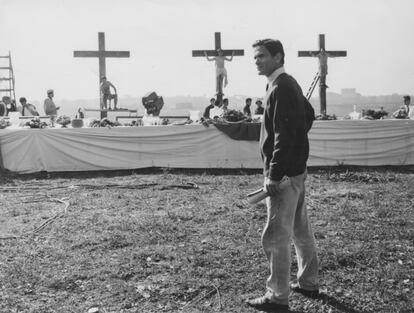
[
  {"xmin": 298, "ymin": 34, "xmax": 346, "ymax": 116},
  {"xmin": 192, "ymin": 32, "xmax": 244, "ymax": 105},
  {"xmin": 74, "ymin": 32, "xmax": 130, "ymax": 118}
]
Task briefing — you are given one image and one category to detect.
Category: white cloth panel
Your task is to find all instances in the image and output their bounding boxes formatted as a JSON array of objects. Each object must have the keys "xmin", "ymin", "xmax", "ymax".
[{"xmin": 0, "ymin": 120, "xmax": 413, "ymax": 173}]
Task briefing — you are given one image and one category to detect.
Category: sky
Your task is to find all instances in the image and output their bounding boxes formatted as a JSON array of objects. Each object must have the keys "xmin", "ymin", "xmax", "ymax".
[{"xmin": 1, "ymin": 0, "xmax": 414, "ymax": 104}]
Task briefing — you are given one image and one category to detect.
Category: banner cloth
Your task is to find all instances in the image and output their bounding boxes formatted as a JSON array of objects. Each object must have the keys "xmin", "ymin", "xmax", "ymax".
[{"xmin": 0, "ymin": 120, "xmax": 413, "ymax": 173}]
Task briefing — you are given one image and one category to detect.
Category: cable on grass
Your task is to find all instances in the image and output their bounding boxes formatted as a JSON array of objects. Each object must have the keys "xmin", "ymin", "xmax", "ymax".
[
  {"xmin": 0, "ymin": 196, "xmax": 70, "ymax": 240},
  {"xmin": 0, "ymin": 182, "xmax": 199, "ymax": 192},
  {"xmin": 180, "ymin": 280, "xmax": 222, "ymax": 312},
  {"xmin": 32, "ymin": 196, "xmax": 69, "ymax": 234}
]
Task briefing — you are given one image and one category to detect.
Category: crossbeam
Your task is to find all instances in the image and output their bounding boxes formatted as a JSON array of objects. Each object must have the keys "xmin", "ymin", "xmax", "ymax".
[
  {"xmin": 192, "ymin": 32, "xmax": 244, "ymax": 104},
  {"xmin": 298, "ymin": 34, "xmax": 347, "ymax": 115},
  {"xmin": 74, "ymin": 32, "xmax": 130, "ymax": 118}
]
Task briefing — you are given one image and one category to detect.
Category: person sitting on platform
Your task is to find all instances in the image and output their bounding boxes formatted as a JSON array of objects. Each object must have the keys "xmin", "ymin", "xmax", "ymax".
[
  {"xmin": 3, "ymin": 96, "xmax": 17, "ymax": 113},
  {"xmin": 44, "ymin": 89, "xmax": 60, "ymax": 116},
  {"xmin": 392, "ymin": 96, "xmax": 410, "ymax": 119},
  {"xmin": 0, "ymin": 96, "xmax": 17, "ymax": 116},
  {"xmin": 222, "ymin": 98, "xmax": 229, "ymax": 112},
  {"xmin": 255, "ymin": 99, "xmax": 264, "ymax": 115},
  {"xmin": 203, "ymin": 97, "xmax": 216, "ymax": 119},
  {"xmin": 100, "ymin": 76, "xmax": 118, "ymax": 110},
  {"xmin": 18, "ymin": 97, "xmax": 39, "ymax": 116},
  {"xmin": 210, "ymin": 99, "xmax": 224, "ymax": 119},
  {"xmin": 243, "ymin": 98, "xmax": 252, "ymax": 116},
  {"xmin": 402, "ymin": 95, "xmax": 414, "ymax": 119}
]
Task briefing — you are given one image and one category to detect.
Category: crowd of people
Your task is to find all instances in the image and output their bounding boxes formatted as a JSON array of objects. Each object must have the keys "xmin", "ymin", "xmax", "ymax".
[
  {"xmin": 203, "ymin": 96, "xmax": 264, "ymax": 119},
  {"xmin": 0, "ymin": 89, "xmax": 59, "ymax": 118},
  {"xmin": 0, "ymin": 76, "xmax": 121, "ymax": 118}
]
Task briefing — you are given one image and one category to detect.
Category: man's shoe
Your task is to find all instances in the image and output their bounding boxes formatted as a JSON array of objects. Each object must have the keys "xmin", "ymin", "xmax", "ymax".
[
  {"xmin": 245, "ymin": 296, "xmax": 289, "ymax": 312},
  {"xmin": 290, "ymin": 283, "xmax": 319, "ymax": 299}
]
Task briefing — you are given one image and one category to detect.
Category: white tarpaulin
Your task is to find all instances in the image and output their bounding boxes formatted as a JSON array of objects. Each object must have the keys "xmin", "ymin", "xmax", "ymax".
[{"xmin": 0, "ymin": 120, "xmax": 413, "ymax": 173}]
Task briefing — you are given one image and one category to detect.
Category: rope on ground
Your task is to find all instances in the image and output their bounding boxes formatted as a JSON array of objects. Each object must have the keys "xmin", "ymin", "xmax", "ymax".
[
  {"xmin": 210, "ymin": 281, "xmax": 223, "ymax": 311},
  {"xmin": 0, "ymin": 196, "xmax": 70, "ymax": 240},
  {"xmin": 0, "ymin": 182, "xmax": 199, "ymax": 192},
  {"xmin": 180, "ymin": 280, "xmax": 222, "ymax": 312},
  {"xmin": 181, "ymin": 288, "xmax": 217, "ymax": 312},
  {"xmin": 32, "ymin": 196, "xmax": 70, "ymax": 234}
]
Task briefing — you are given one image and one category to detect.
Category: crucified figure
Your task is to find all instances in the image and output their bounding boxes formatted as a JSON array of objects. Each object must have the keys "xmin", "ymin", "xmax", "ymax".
[{"xmin": 204, "ymin": 49, "xmax": 234, "ymax": 93}]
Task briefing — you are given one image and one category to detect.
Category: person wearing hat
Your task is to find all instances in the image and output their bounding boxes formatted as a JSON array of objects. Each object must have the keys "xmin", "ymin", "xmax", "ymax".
[
  {"xmin": 254, "ymin": 99, "xmax": 264, "ymax": 115},
  {"xmin": 44, "ymin": 89, "xmax": 60, "ymax": 116},
  {"xmin": 18, "ymin": 97, "xmax": 39, "ymax": 116}
]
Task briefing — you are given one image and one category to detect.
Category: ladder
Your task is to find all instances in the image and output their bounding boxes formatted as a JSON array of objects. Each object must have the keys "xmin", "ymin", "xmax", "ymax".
[
  {"xmin": 0, "ymin": 51, "xmax": 16, "ymax": 103},
  {"xmin": 306, "ymin": 72, "xmax": 320, "ymax": 100}
]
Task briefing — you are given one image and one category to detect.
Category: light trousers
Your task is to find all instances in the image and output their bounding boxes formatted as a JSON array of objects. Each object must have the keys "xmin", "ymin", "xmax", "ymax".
[{"xmin": 262, "ymin": 171, "xmax": 318, "ymax": 304}]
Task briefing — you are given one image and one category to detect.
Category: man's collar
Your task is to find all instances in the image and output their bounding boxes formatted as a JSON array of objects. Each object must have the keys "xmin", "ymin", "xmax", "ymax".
[{"xmin": 267, "ymin": 66, "xmax": 285, "ymax": 85}]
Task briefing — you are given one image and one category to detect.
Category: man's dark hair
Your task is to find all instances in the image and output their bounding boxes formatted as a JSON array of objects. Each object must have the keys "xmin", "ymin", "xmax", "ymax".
[
  {"xmin": 19, "ymin": 97, "xmax": 27, "ymax": 103},
  {"xmin": 252, "ymin": 39, "xmax": 285, "ymax": 64},
  {"xmin": 223, "ymin": 98, "xmax": 228, "ymax": 103},
  {"xmin": 210, "ymin": 97, "xmax": 215, "ymax": 102},
  {"xmin": 246, "ymin": 98, "xmax": 252, "ymax": 102}
]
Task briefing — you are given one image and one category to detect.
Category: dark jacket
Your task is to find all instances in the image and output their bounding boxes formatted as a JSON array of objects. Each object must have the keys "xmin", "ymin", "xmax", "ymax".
[
  {"xmin": 203, "ymin": 104, "xmax": 214, "ymax": 119},
  {"xmin": 255, "ymin": 106, "xmax": 264, "ymax": 115},
  {"xmin": 243, "ymin": 105, "xmax": 251, "ymax": 116},
  {"xmin": 260, "ymin": 73, "xmax": 315, "ymax": 181},
  {"xmin": 0, "ymin": 102, "xmax": 6, "ymax": 116}
]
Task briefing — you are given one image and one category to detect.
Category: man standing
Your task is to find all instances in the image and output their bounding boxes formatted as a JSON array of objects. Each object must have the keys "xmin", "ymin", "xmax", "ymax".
[
  {"xmin": 243, "ymin": 98, "xmax": 252, "ymax": 116},
  {"xmin": 246, "ymin": 39, "xmax": 318, "ymax": 312},
  {"xmin": 44, "ymin": 89, "xmax": 60, "ymax": 116},
  {"xmin": 100, "ymin": 76, "xmax": 118, "ymax": 110}
]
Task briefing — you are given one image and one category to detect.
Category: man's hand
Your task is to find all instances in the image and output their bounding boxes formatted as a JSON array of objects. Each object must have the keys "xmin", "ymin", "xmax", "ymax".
[{"xmin": 264, "ymin": 177, "xmax": 282, "ymax": 196}]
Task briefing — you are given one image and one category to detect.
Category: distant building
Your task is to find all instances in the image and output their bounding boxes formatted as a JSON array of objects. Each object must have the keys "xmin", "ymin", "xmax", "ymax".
[
  {"xmin": 176, "ymin": 102, "xmax": 193, "ymax": 109},
  {"xmin": 341, "ymin": 88, "xmax": 361, "ymax": 98}
]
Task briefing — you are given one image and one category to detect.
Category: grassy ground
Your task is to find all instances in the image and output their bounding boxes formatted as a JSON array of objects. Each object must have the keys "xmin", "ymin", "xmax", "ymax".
[{"xmin": 0, "ymin": 167, "xmax": 413, "ymax": 313}]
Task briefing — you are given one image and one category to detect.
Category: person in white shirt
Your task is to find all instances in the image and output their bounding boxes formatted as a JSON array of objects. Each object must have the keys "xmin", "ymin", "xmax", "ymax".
[
  {"xmin": 18, "ymin": 97, "xmax": 39, "ymax": 116},
  {"xmin": 403, "ymin": 95, "xmax": 414, "ymax": 119},
  {"xmin": 209, "ymin": 99, "xmax": 224, "ymax": 119}
]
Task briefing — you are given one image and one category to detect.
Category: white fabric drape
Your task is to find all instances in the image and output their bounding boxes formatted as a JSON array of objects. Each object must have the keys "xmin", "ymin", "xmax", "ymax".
[{"xmin": 0, "ymin": 120, "xmax": 413, "ymax": 173}]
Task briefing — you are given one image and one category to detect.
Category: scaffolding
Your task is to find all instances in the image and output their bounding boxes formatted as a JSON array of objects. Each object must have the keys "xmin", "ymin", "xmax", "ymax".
[{"xmin": 0, "ymin": 51, "xmax": 16, "ymax": 103}]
